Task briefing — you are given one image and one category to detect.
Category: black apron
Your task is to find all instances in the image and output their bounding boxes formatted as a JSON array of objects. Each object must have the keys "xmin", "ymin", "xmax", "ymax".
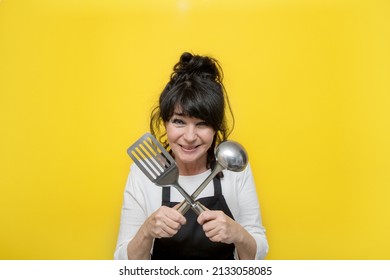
[{"xmin": 151, "ymin": 177, "xmax": 235, "ymax": 260}]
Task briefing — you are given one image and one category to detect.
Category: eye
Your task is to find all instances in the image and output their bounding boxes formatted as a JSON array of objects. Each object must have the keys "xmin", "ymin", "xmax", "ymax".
[
  {"xmin": 171, "ymin": 118, "xmax": 185, "ymax": 125},
  {"xmin": 197, "ymin": 121, "xmax": 209, "ymax": 127}
]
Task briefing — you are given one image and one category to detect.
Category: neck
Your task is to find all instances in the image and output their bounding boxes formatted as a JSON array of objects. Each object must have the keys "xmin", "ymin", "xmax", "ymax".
[{"xmin": 175, "ymin": 158, "xmax": 208, "ymax": 176}]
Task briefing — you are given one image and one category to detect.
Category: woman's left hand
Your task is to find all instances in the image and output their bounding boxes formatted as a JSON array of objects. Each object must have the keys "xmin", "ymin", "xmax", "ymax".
[{"xmin": 197, "ymin": 210, "xmax": 242, "ymax": 244}]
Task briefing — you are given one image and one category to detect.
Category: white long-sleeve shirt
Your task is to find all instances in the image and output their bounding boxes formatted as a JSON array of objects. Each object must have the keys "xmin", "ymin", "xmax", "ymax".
[{"xmin": 114, "ymin": 162, "xmax": 269, "ymax": 260}]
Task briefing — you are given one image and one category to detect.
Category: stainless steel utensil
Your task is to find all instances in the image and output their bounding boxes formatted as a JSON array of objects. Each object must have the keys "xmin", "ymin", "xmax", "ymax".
[
  {"xmin": 177, "ymin": 140, "xmax": 248, "ymax": 215},
  {"xmin": 127, "ymin": 132, "xmax": 207, "ymax": 215}
]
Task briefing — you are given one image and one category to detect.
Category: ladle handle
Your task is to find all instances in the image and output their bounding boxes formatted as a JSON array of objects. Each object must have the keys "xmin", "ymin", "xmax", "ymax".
[{"xmin": 177, "ymin": 163, "xmax": 225, "ymax": 215}]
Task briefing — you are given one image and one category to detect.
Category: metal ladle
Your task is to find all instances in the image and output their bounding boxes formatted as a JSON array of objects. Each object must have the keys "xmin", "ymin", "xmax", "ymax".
[{"xmin": 177, "ymin": 140, "xmax": 248, "ymax": 215}]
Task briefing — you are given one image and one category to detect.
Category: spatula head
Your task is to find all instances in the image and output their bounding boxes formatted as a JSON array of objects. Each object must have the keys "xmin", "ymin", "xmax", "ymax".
[{"xmin": 127, "ymin": 133, "xmax": 178, "ymax": 185}]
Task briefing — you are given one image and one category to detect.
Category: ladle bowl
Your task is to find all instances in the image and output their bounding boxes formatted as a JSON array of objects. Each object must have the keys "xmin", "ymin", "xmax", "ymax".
[{"xmin": 215, "ymin": 140, "xmax": 248, "ymax": 172}]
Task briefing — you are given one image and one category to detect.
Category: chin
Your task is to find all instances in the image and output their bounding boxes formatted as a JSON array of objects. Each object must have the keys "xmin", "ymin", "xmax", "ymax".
[{"xmin": 176, "ymin": 153, "xmax": 204, "ymax": 164}]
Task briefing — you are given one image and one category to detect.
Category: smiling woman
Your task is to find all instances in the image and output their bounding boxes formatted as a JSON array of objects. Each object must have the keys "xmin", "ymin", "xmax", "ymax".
[{"xmin": 114, "ymin": 52, "xmax": 269, "ymax": 260}]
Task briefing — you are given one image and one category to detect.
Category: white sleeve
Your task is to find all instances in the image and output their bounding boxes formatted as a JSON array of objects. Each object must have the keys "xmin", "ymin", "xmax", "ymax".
[
  {"xmin": 235, "ymin": 164, "xmax": 269, "ymax": 259},
  {"xmin": 114, "ymin": 165, "xmax": 150, "ymax": 260}
]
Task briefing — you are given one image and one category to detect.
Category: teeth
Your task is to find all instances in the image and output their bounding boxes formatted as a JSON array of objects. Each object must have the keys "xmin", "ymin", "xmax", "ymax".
[{"xmin": 181, "ymin": 145, "xmax": 197, "ymax": 150}]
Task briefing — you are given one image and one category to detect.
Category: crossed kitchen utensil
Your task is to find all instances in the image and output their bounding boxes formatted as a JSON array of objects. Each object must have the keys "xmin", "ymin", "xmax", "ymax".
[{"xmin": 127, "ymin": 133, "xmax": 248, "ymax": 215}]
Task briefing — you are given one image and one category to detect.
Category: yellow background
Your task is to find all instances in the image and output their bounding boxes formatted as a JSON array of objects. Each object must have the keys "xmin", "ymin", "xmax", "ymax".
[{"xmin": 1, "ymin": 0, "xmax": 389, "ymax": 259}]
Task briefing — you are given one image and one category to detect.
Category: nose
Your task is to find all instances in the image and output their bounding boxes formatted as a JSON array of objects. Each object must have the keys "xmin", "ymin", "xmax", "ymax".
[{"xmin": 183, "ymin": 125, "xmax": 197, "ymax": 142}]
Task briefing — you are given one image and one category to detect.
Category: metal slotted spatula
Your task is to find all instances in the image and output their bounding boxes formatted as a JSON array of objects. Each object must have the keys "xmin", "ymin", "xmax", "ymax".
[{"xmin": 127, "ymin": 132, "xmax": 207, "ymax": 215}]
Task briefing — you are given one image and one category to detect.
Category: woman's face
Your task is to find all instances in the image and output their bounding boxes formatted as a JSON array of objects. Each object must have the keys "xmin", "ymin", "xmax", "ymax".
[{"xmin": 165, "ymin": 108, "xmax": 216, "ymax": 175}]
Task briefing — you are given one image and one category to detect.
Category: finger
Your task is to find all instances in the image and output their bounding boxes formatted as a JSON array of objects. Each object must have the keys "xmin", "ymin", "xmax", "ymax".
[
  {"xmin": 202, "ymin": 218, "xmax": 226, "ymax": 235},
  {"xmin": 156, "ymin": 206, "xmax": 186, "ymax": 225},
  {"xmin": 167, "ymin": 206, "xmax": 186, "ymax": 225},
  {"xmin": 197, "ymin": 210, "xmax": 217, "ymax": 225},
  {"xmin": 155, "ymin": 213, "xmax": 184, "ymax": 233},
  {"xmin": 202, "ymin": 220, "xmax": 228, "ymax": 242},
  {"xmin": 201, "ymin": 212, "xmax": 230, "ymax": 234},
  {"xmin": 154, "ymin": 226, "xmax": 175, "ymax": 238},
  {"xmin": 204, "ymin": 229, "xmax": 222, "ymax": 243},
  {"xmin": 162, "ymin": 217, "xmax": 183, "ymax": 231},
  {"xmin": 203, "ymin": 223, "xmax": 233, "ymax": 243},
  {"xmin": 201, "ymin": 218, "xmax": 217, "ymax": 233},
  {"xmin": 152, "ymin": 218, "xmax": 182, "ymax": 237},
  {"xmin": 160, "ymin": 222, "xmax": 181, "ymax": 236}
]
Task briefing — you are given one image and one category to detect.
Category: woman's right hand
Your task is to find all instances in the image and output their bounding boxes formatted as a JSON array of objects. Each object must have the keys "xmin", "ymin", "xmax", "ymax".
[
  {"xmin": 142, "ymin": 205, "xmax": 186, "ymax": 239},
  {"xmin": 127, "ymin": 205, "xmax": 186, "ymax": 259}
]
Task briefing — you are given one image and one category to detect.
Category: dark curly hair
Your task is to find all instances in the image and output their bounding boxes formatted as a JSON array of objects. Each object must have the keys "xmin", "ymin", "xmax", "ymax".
[{"xmin": 150, "ymin": 52, "xmax": 234, "ymax": 169}]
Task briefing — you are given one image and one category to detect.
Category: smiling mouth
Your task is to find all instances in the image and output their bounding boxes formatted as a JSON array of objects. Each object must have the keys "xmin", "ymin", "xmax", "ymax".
[{"xmin": 179, "ymin": 144, "xmax": 200, "ymax": 151}]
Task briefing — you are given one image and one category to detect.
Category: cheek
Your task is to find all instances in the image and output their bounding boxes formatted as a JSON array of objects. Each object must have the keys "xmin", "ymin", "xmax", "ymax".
[
  {"xmin": 165, "ymin": 125, "xmax": 179, "ymax": 141},
  {"xmin": 203, "ymin": 129, "xmax": 216, "ymax": 145}
]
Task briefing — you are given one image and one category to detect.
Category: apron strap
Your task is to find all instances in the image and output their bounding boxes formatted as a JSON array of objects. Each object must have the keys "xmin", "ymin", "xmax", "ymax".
[
  {"xmin": 162, "ymin": 186, "xmax": 171, "ymax": 205},
  {"xmin": 213, "ymin": 176, "xmax": 222, "ymax": 196}
]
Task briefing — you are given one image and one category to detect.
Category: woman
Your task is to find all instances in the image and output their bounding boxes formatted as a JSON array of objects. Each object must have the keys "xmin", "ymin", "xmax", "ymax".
[{"xmin": 114, "ymin": 52, "xmax": 268, "ymax": 260}]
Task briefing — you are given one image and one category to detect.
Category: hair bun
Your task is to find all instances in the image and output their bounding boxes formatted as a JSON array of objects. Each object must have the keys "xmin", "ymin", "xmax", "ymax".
[{"xmin": 172, "ymin": 52, "xmax": 222, "ymax": 82}]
